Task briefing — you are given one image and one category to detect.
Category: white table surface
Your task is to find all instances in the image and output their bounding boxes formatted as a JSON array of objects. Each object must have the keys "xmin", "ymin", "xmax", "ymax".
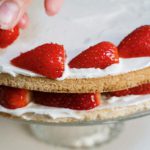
[{"xmin": 0, "ymin": 116, "xmax": 150, "ymax": 150}]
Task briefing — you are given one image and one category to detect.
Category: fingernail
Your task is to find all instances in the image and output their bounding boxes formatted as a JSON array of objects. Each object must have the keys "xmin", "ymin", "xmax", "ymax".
[{"xmin": 0, "ymin": 0, "xmax": 19, "ymax": 29}]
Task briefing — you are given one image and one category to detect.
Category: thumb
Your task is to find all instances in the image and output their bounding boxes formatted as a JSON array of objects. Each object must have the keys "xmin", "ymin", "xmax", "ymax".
[{"xmin": 0, "ymin": 0, "xmax": 31, "ymax": 29}]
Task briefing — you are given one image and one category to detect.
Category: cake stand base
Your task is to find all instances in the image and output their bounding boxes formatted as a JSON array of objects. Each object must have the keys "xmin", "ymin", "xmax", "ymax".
[{"xmin": 30, "ymin": 122, "xmax": 123, "ymax": 148}]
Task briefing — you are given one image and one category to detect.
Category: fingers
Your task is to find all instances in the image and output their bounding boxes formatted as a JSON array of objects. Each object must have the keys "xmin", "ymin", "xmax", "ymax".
[
  {"xmin": 0, "ymin": 0, "xmax": 31, "ymax": 29},
  {"xmin": 19, "ymin": 0, "xmax": 64, "ymax": 29},
  {"xmin": 44, "ymin": 0, "xmax": 64, "ymax": 16},
  {"xmin": 0, "ymin": 0, "xmax": 63, "ymax": 29}
]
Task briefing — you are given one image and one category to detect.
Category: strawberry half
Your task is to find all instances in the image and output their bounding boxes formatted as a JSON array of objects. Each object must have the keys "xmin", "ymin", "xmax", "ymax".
[
  {"xmin": 107, "ymin": 83, "xmax": 150, "ymax": 97},
  {"xmin": 0, "ymin": 26, "xmax": 19, "ymax": 48},
  {"xmin": 11, "ymin": 43, "xmax": 66, "ymax": 79},
  {"xmin": 33, "ymin": 92, "xmax": 101, "ymax": 110},
  {"xmin": 118, "ymin": 25, "xmax": 150, "ymax": 58},
  {"xmin": 0, "ymin": 86, "xmax": 30, "ymax": 109},
  {"xmin": 69, "ymin": 41, "xmax": 119, "ymax": 69}
]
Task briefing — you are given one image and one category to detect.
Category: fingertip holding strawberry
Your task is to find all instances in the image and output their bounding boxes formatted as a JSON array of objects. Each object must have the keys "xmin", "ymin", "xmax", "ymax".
[{"xmin": 0, "ymin": 25, "xmax": 20, "ymax": 48}]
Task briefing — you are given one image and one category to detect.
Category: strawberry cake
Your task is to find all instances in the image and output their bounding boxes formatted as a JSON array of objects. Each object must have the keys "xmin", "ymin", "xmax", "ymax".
[{"xmin": 0, "ymin": 0, "xmax": 150, "ymax": 123}]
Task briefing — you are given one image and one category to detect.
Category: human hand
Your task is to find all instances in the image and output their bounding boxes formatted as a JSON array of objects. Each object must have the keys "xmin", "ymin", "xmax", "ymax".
[{"xmin": 0, "ymin": 0, "xmax": 64, "ymax": 29}]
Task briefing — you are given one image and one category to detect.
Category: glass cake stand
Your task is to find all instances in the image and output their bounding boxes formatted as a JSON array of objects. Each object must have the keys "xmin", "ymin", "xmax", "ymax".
[{"xmin": 2, "ymin": 109, "xmax": 150, "ymax": 149}]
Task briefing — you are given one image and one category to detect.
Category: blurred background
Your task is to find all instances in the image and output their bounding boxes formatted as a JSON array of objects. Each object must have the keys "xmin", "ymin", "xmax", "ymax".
[{"xmin": 1, "ymin": 116, "xmax": 150, "ymax": 150}]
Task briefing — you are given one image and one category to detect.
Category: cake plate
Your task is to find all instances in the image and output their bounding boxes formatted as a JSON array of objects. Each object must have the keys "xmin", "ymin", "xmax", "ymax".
[{"xmin": 1, "ymin": 108, "xmax": 150, "ymax": 149}]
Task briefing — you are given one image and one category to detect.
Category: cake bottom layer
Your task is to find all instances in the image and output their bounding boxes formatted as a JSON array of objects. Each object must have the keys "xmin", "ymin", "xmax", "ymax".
[{"xmin": 0, "ymin": 94, "xmax": 150, "ymax": 124}]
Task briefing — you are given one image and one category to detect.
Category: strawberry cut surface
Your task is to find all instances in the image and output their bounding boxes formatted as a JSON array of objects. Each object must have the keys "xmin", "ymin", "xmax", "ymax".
[
  {"xmin": 118, "ymin": 25, "xmax": 150, "ymax": 58},
  {"xmin": 0, "ymin": 86, "xmax": 30, "ymax": 109},
  {"xmin": 69, "ymin": 41, "xmax": 119, "ymax": 69},
  {"xmin": 0, "ymin": 26, "xmax": 19, "ymax": 48},
  {"xmin": 107, "ymin": 83, "xmax": 150, "ymax": 97},
  {"xmin": 33, "ymin": 92, "xmax": 101, "ymax": 110},
  {"xmin": 11, "ymin": 43, "xmax": 66, "ymax": 79}
]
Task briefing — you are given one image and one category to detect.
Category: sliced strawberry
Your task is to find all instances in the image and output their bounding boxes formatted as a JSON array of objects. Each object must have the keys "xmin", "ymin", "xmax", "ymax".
[
  {"xmin": 0, "ymin": 26, "xmax": 19, "ymax": 48},
  {"xmin": 33, "ymin": 92, "xmax": 100, "ymax": 110},
  {"xmin": 11, "ymin": 43, "xmax": 66, "ymax": 79},
  {"xmin": 0, "ymin": 86, "xmax": 30, "ymax": 109},
  {"xmin": 107, "ymin": 83, "xmax": 150, "ymax": 97},
  {"xmin": 69, "ymin": 41, "xmax": 119, "ymax": 69},
  {"xmin": 118, "ymin": 25, "xmax": 150, "ymax": 58}
]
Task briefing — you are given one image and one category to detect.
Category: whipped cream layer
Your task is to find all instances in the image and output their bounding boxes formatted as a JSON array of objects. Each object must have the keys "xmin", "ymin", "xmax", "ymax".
[
  {"xmin": 0, "ymin": 0, "xmax": 150, "ymax": 79},
  {"xmin": 0, "ymin": 94, "xmax": 150, "ymax": 120}
]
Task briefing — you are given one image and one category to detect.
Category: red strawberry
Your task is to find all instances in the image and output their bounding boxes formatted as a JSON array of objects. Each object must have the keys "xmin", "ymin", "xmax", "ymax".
[
  {"xmin": 0, "ymin": 26, "xmax": 19, "ymax": 48},
  {"xmin": 33, "ymin": 92, "xmax": 100, "ymax": 110},
  {"xmin": 0, "ymin": 86, "xmax": 30, "ymax": 109},
  {"xmin": 69, "ymin": 41, "xmax": 119, "ymax": 69},
  {"xmin": 118, "ymin": 25, "xmax": 150, "ymax": 58},
  {"xmin": 107, "ymin": 83, "xmax": 150, "ymax": 97},
  {"xmin": 11, "ymin": 43, "xmax": 66, "ymax": 79}
]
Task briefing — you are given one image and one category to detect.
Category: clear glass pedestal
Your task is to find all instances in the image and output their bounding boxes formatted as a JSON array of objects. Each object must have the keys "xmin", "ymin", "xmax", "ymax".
[{"xmin": 30, "ymin": 123, "xmax": 123, "ymax": 148}]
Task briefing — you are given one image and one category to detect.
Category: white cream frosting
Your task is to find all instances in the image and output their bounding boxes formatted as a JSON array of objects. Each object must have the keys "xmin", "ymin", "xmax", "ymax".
[
  {"xmin": 0, "ymin": 0, "xmax": 150, "ymax": 79},
  {"xmin": 0, "ymin": 94, "xmax": 150, "ymax": 119}
]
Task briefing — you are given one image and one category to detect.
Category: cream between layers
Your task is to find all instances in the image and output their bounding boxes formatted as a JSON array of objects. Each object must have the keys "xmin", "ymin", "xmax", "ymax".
[
  {"xmin": 0, "ymin": 94, "xmax": 150, "ymax": 119},
  {"xmin": 0, "ymin": 0, "xmax": 150, "ymax": 79}
]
